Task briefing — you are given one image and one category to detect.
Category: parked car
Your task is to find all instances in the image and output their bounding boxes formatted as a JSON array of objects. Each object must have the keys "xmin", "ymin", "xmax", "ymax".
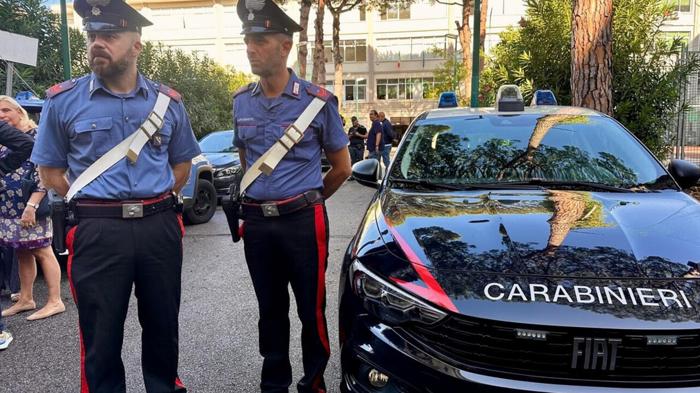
[
  {"xmin": 198, "ymin": 130, "xmax": 242, "ymax": 198},
  {"xmin": 339, "ymin": 86, "xmax": 700, "ymax": 392},
  {"xmin": 180, "ymin": 154, "xmax": 217, "ymax": 225}
]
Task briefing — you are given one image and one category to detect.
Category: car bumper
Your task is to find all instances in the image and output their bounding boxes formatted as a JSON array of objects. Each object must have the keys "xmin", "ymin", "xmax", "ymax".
[
  {"xmin": 340, "ymin": 315, "xmax": 700, "ymax": 393},
  {"xmin": 213, "ymin": 175, "xmax": 235, "ymax": 197}
]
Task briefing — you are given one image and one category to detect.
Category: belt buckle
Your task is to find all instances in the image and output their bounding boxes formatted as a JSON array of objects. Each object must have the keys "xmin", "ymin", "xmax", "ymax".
[
  {"xmin": 261, "ymin": 203, "xmax": 280, "ymax": 217},
  {"xmin": 122, "ymin": 203, "xmax": 144, "ymax": 218}
]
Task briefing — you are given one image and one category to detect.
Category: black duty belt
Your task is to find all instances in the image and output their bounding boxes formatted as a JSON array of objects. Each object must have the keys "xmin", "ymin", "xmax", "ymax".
[
  {"xmin": 73, "ymin": 194, "xmax": 175, "ymax": 219},
  {"xmin": 242, "ymin": 190, "xmax": 323, "ymax": 218}
]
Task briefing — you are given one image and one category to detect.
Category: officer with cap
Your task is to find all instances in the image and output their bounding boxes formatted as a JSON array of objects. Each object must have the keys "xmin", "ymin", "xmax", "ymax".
[
  {"xmin": 31, "ymin": 1, "xmax": 200, "ymax": 391},
  {"xmin": 233, "ymin": 1, "xmax": 351, "ymax": 392}
]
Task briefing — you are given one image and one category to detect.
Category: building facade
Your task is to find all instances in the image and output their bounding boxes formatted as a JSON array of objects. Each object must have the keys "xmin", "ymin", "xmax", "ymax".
[{"xmin": 60, "ymin": 0, "xmax": 698, "ymax": 127}]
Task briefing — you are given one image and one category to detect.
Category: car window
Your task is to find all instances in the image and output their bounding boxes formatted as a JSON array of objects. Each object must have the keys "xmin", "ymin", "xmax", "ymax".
[
  {"xmin": 199, "ymin": 131, "xmax": 237, "ymax": 153},
  {"xmin": 392, "ymin": 114, "xmax": 670, "ymax": 188}
]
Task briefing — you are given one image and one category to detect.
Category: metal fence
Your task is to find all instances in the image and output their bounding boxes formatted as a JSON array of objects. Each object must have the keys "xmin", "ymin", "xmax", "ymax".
[{"xmin": 674, "ymin": 50, "xmax": 700, "ymax": 165}]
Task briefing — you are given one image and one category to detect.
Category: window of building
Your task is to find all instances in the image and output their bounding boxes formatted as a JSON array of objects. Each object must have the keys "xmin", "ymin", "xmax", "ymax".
[
  {"xmin": 359, "ymin": 7, "xmax": 366, "ymax": 21},
  {"xmin": 380, "ymin": 5, "xmax": 411, "ymax": 20},
  {"xmin": 319, "ymin": 79, "xmax": 367, "ymax": 102},
  {"xmin": 314, "ymin": 40, "xmax": 367, "ymax": 63},
  {"xmin": 671, "ymin": 0, "xmax": 691, "ymax": 13},
  {"xmin": 376, "ymin": 78, "xmax": 436, "ymax": 100},
  {"xmin": 661, "ymin": 31, "xmax": 690, "ymax": 47},
  {"xmin": 345, "ymin": 79, "xmax": 367, "ymax": 101},
  {"xmin": 375, "ymin": 36, "xmax": 447, "ymax": 61}
]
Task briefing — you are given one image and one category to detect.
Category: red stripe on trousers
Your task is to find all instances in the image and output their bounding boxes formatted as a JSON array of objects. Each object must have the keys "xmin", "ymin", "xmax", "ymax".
[
  {"xmin": 312, "ymin": 204, "xmax": 330, "ymax": 393},
  {"xmin": 176, "ymin": 213, "xmax": 185, "ymax": 237},
  {"xmin": 313, "ymin": 204, "xmax": 330, "ymax": 355},
  {"xmin": 66, "ymin": 226, "xmax": 90, "ymax": 393},
  {"xmin": 175, "ymin": 377, "xmax": 186, "ymax": 389}
]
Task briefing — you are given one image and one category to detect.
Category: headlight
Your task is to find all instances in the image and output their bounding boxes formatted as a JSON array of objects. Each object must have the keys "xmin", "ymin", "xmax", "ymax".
[
  {"xmin": 214, "ymin": 166, "xmax": 240, "ymax": 178},
  {"xmin": 350, "ymin": 260, "xmax": 447, "ymax": 326},
  {"xmin": 191, "ymin": 154, "xmax": 208, "ymax": 165}
]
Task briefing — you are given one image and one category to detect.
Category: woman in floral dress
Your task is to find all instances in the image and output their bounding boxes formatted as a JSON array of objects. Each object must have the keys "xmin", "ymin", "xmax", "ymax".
[{"xmin": 0, "ymin": 96, "xmax": 64, "ymax": 320}]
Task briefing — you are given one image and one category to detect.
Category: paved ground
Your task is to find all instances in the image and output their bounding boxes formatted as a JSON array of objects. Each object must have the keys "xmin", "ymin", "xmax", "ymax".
[{"xmin": 0, "ymin": 180, "xmax": 375, "ymax": 393}]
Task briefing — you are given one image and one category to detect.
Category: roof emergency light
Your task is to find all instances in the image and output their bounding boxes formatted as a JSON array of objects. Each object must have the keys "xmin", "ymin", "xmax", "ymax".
[
  {"xmin": 438, "ymin": 91, "xmax": 458, "ymax": 108},
  {"xmin": 15, "ymin": 90, "xmax": 44, "ymax": 114},
  {"xmin": 531, "ymin": 89, "xmax": 558, "ymax": 106},
  {"xmin": 496, "ymin": 85, "xmax": 524, "ymax": 112}
]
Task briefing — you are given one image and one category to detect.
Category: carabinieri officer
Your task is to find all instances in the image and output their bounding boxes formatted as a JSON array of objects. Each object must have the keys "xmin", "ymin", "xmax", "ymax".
[
  {"xmin": 233, "ymin": 1, "xmax": 351, "ymax": 392},
  {"xmin": 31, "ymin": 1, "xmax": 200, "ymax": 392}
]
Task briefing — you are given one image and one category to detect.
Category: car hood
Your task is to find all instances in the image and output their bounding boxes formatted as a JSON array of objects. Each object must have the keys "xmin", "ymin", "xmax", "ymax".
[
  {"xmin": 366, "ymin": 189, "xmax": 700, "ymax": 328},
  {"xmin": 201, "ymin": 152, "xmax": 239, "ymax": 168}
]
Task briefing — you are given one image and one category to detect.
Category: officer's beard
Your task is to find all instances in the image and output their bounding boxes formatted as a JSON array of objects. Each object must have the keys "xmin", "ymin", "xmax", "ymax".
[{"xmin": 89, "ymin": 54, "xmax": 131, "ymax": 80}]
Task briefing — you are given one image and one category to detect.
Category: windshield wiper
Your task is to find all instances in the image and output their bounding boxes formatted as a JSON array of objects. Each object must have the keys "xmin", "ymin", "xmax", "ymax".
[
  {"xmin": 625, "ymin": 175, "xmax": 679, "ymax": 191},
  {"xmin": 389, "ymin": 178, "xmax": 545, "ymax": 191},
  {"xmin": 501, "ymin": 179, "xmax": 634, "ymax": 192},
  {"xmin": 389, "ymin": 178, "xmax": 465, "ymax": 191}
]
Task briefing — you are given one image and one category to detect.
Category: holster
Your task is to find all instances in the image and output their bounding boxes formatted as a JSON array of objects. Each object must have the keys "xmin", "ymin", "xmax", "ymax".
[
  {"xmin": 221, "ymin": 174, "xmax": 243, "ymax": 243},
  {"xmin": 48, "ymin": 189, "xmax": 70, "ymax": 253}
]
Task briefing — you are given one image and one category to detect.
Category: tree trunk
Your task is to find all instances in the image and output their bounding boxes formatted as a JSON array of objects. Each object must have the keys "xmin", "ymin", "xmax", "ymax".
[
  {"xmin": 332, "ymin": 10, "xmax": 343, "ymax": 106},
  {"xmin": 571, "ymin": 0, "xmax": 613, "ymax": 115},
  {"xmin": 479, "ymin": 0, "xmax": 488, "ymax": 72},
  {"xmin": 312, "ymin": 0, "xmax": 326, "ymax": 85},
  {"xmin": 458, "ymin": 0, "xmax": 473, "ymax": 101},
  {"xmin": 298, "ymin": 0, "xmax": 312, "ymax": 79},
  {"xmin": 546, "ymin": 191, "xmax": 587, "ymax": 251}
]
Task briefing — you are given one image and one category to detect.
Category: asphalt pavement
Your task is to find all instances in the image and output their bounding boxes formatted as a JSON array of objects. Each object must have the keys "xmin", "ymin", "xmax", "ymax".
[{"xmin": 0, "ymin": 180, "xmax": 376, "ymax": 393}]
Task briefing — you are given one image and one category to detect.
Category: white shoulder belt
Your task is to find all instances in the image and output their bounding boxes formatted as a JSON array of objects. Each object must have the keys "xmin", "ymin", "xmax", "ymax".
[
  {"xmin": 65, "ymin": 92, "xmax": 171, "ymax": 201},
  {"xmin": 238, "ymin": 96, "xmax": 326, "ymax": 195}
]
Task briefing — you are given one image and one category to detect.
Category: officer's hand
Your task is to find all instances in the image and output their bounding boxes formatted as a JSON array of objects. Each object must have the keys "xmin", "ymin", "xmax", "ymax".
[{"xmin": 21, "ymin": 207, "xmax": 36, "ymax": 227}]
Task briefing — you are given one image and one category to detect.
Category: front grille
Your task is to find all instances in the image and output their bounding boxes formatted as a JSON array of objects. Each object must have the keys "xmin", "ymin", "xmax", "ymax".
[{"xmin": 400, "ymin": 315, "xmax": 700, "ymax": 387}]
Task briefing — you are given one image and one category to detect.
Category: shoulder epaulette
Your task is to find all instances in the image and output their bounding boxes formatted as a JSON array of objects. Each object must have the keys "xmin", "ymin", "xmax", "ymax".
[
  {"xmin": 157, "ymin": 83, "xmax": 182, "ymax": 102},
  {"xmin": 234, "ymin": 82, "xmax": 256, "ymax": 98},
  {"xmin": 46, "ymin": 79, "xmax": 78, "ymax": 99},
  {"xmin": 306, "ymin": 84, "xmax": 332, "ymax": 101}
]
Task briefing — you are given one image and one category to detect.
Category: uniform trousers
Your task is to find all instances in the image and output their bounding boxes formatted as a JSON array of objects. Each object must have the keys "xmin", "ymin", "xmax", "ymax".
[
  {"xmin": 66, "ymin": 209, "xmax": 187, "ymax": 393},
  {"xmin": 348, "ymin": 144, "xmax": 364, "ymax": 166},
  {"xmin": 243, "ymin": 202, "xmax": 331, "ymax": 393}
]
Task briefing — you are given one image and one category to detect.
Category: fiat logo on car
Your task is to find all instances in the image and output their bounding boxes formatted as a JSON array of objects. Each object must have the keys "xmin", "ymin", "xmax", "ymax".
[{"xmin": 571, "ymin": 337, "xmax": 621, "ymax": 371}]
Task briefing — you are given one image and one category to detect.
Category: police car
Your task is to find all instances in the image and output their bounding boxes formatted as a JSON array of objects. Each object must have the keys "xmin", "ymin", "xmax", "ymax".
[{"xmin": 339, "ymin": 85, "xmax": 700, "ymax": 392}]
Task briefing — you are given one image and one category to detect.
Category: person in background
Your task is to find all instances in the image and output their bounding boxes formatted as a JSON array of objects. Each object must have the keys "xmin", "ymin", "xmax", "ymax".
[
  {"xmin": 367, "ymin": 110, "xmax": 383, "ymax": 161},
  {"xmin": 378, "ymin": 111, "xmax": 394, "ymax": 168},
  {"xmin": 0, "ymin": 95, "xmax": 65, "ymax": 321},
  {"xmin": 0, "ymin": 119, "xmax": 37, "ymax": 350},
  {"xmin": 347, "ymin": 116, "xmax": 367, "ymax": 167}
]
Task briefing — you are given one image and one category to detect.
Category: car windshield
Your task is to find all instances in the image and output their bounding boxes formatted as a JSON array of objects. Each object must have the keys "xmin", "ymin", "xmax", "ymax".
[
  {"xmin": 199, "ymin": 131, "xmax": 236, "ymax": 153},
  {"xmin": 390, "ymin": 113, "xmax": 675, "ymax": 190}
]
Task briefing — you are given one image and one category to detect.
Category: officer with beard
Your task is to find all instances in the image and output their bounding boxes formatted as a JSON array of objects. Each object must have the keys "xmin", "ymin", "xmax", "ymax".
[{"xmin": 31, "ymin": 1, "xmax": 200, "ymax": 391}]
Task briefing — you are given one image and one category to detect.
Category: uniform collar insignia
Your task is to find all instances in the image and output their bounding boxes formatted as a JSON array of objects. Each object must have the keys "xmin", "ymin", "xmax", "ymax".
[{"xmin": 292, "ymin": 82, "xmax": 300, "ymax": 96}]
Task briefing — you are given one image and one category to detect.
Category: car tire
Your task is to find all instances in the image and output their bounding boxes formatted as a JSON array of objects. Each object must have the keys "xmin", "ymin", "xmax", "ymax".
[{"xmin": 184, "ymin": 178, "xmax": 217, "ymax": 225}]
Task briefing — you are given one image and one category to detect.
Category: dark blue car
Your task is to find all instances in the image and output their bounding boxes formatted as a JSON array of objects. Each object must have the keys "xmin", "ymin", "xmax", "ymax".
[
  {"xmin": 340, "ymin": 87, "xmax": 700, "ymax": 392},
  {"xmin": 198, "ymin": 130, "xmax": 242, "ymax": 198}
]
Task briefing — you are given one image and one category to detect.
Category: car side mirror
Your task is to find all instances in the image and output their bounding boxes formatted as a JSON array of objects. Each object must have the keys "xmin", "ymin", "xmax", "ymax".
[
  {"xmin": 668, "ymin": 159, "xmax": 700, "ymax": 189},
  {"xmin": 352, "ymin": 159, "xmax": 381, "ymax": 189}
]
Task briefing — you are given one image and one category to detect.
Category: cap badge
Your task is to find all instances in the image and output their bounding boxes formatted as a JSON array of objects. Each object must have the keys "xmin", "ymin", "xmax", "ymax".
[
  {"xmin": 87, "ymin": 0, "xmax": 110, "ymax": 16},
  {"xmin": 246, "ymin": 0, "xmax": 265, "ymax": 21}
]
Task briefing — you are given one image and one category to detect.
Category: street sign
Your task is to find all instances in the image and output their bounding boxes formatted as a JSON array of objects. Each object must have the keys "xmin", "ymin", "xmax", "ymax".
[
  {"xmin": 0, "ymin": 30, "xmax": 39, "ymax": 66},
  {"xmin": 0, "ymin": 30, "xmax": 39, "ymax": 95}
]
